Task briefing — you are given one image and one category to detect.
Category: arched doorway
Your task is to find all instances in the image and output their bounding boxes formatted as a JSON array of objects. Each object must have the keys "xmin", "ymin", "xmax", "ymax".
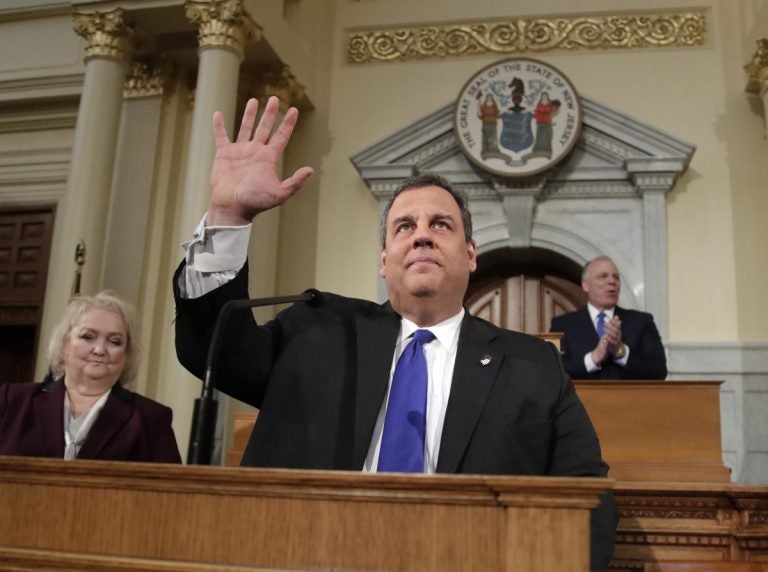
[{"xmin": 465, "ymin": 247, "xmax": 585, "ymax": 334}]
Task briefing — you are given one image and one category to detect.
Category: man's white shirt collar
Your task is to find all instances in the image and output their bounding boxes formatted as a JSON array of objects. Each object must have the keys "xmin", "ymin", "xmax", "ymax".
[
  {"xmin": 399, "ymin": 309, "xmax": 464, "ymax": 354},
  {"xmin": 587, "ymin": 303, "xmax": 615, "ymax": 322}
]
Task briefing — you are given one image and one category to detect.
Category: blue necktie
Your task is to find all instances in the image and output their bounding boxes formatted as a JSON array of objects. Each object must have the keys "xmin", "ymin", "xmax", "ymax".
[
  {"xmin": 378, "ymin": 329, "xmax": 435, "ymax": 473},
  {"xmin": 596, "ymin": 312, "xmax": 606, "ymax": 338}
]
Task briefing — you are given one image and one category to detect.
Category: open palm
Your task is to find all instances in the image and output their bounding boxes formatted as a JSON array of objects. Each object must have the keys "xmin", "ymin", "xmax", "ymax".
[{"xmin": 208, "ymin": 96, "xmax": 314, "ymax": 226}]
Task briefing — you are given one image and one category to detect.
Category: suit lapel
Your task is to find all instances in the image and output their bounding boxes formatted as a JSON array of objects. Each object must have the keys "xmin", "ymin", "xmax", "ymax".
[
  {"xmin": 437, "ymin": 316, "xmax": 503, "ymax": 473},
  {"xmin": 579, "ymin": 307, "xmax": 599, "ymax": 344},
  {"xmin": 77, "ymin": 386, "xmax": 133, "ymax": 459},
  {"xmin": 351, "ymin": 305, "xmax": 400, "ymax": 468},
  {"xmin": 32, "ymin": 380, "xmax": 66, "ymax": 458}
]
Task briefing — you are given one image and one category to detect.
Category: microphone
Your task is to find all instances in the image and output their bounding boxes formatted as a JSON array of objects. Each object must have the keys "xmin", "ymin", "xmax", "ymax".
[{"xmin": 187, "ymin": 288, "xmax": 322, "ymax": 465}]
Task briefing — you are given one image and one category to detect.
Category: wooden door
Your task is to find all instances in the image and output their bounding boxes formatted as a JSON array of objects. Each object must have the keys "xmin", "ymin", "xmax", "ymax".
[
  {"xmin": 0, "ymin": 207, "xmax": 54, "ymax": 384},
  {"xmin": 466, "ymin": 274, "xmax": 585, "ymax": 334}
]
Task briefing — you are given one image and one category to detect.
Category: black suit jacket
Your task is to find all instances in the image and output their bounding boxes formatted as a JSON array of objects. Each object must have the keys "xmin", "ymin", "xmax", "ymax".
[
  {"xmin": 0, "ymin": 378, "xmax": 181, "ymax": 463},
  {"xmin": 174, "ymin": 262, "xmax": 617, "ymax": 570},
  {"xmin": 550, "ymin": 306, "xmax": 667, "ymax": 380}
]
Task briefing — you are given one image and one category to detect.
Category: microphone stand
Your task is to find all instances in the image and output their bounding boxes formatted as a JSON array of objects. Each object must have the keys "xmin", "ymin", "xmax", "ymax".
[{"xmin": 187, "ymin": 289, "xmax": 321, "ymax": 465}]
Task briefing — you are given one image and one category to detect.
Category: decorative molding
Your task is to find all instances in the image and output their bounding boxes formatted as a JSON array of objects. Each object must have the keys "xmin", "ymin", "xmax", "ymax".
[
  {"xmin": 347, "ymin": 11, "xmax": 707, "ymax": 64},
  {"xmin": 240, "ymin": 65, "xmax": 307, "ymax": 109},
  {"xmin": 0, "ymin": 148, "xmax": 70, "ymax": 206},
  {"xmin": 72, "ymin": 8, "xmax": 133, "ymax": 63},
  {"xmin": 0, "ymin": 104, "xmax": 78, "ymax": 134},
  {"xmin": 0, "ymin": 74, "xmax": 84, "ymax": 105},
  {"xmin": 185, "ymin": 0, "xmax": 262, "ymax": 60},
  {"xmin": 745, "ymin": 38, "xmax": 768, "ymax": 96},
  {"xmin": 123, "ymin": 57, "xmax": 176, "ymax": 99}
]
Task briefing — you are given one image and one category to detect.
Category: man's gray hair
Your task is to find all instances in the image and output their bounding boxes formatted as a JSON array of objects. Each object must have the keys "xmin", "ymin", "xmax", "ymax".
[{"xmin": 582, "ymin": 255, "xmax": 617, "ymax": 281}]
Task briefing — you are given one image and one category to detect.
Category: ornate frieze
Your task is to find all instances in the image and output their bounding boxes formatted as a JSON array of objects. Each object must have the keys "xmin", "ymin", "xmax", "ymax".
[
  {"xmin": 347, "ymin": 11, "xmax": 706, "ymax": 64},
  {"xmin": 72, "ymin": 8, "xmax": 133, "ymax": 63},
  {"xmin": 185, "ymin": 0, "xmax": 262, "ymax": 60},
  {"xmin": 241, "ymin": 65, "xmax": 306, "ymax": 109},
  {"xmin": 745, "ymin": 38, "xmax": 768, "ymax": 96},
  {"xmin": 124, "ymin": 57, "xmax": 176, "ymax": 99}
]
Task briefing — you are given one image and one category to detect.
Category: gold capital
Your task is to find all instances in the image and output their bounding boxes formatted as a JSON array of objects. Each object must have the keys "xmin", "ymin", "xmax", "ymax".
[
  {"xmin": 124, "ymin": 57, "xmax": 176, "ymax": 99},
  {"xmin": 72, "ymin": 8, "xmax": 133, "ymax": 63},
  {"xmin": 745, "ymin": 38, "xmax": 768, "ymax": 96},
  {"xmin": 241, "ymin": 65, "xmax": 307, "ymax": 110},
  {"xmin": 185, "ymin": 0, "xmax": 262, "ymax": 60}
]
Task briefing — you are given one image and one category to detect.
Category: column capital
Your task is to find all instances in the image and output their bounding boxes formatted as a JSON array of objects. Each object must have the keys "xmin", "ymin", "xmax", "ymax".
[
  {"xmin": 745, "ymin": 38, "xmax": 768, "ymax": 96},
  {"xmin": 241, "ymin": 65, "xmax": 307, "ymax": 109},
  {"xmin": 124, "ymin": 56, "xmax": 176, "ymax": 99},
  {"xmin": 185, "ymin": 0, "xmax": 262, "ymax": 60},
  {"xmin": 72, "ymin": 8, "xmax": 133, "ymax": 63}
]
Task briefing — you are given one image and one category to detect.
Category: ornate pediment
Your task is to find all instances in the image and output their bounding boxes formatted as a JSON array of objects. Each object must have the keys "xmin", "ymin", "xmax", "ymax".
[{"xmin": 351, "ymin": 94, "xmax": 696, "ymax": 338}]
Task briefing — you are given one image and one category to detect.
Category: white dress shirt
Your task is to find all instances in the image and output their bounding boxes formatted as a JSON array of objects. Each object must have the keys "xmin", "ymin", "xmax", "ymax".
[{"xmin": 363, "ymin": 310, "xmax": 463, "ymax": 474}]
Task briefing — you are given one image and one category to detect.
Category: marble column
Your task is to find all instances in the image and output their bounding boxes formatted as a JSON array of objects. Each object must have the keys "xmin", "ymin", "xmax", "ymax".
[
  {"xmin": 178, "ymin": 0, "xmax": 262, "ymax": 236},
  {"xmin": 745, "ymin": 38, "xmax": 768, "ymax": 134},
  {"xmin": 37, "ymin": 8, "xmax": 132, "ymax": 377},
  {"xmin": 167, "ymin": 0, "xmax": 262, "ymax": 462}
]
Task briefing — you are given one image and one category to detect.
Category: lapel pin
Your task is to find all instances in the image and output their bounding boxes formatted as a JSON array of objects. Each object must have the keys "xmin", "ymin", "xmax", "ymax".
[{"xmin": 480, "ymin": 354, "xmax": 492, "ymax": 366}]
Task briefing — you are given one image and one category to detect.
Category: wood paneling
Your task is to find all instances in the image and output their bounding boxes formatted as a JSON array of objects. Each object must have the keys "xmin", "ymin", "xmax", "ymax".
[{"xmin": 0, "ymin": 458, "xmax": 608, "ymax": 572}]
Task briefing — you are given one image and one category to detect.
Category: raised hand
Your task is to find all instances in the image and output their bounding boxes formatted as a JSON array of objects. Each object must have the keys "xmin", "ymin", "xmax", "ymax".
[{"xmin": 207, "ymin": 96, "xmax": 314, "ymax": 226}]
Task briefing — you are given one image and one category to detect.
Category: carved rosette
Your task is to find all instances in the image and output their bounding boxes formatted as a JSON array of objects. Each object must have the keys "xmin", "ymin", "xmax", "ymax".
[
  {"xmin": 185, "ymin": 0, "xmax": 262, "ymax": 60},
  {"xmin": 347, "ymin": 11, "xmax": 706, "ymax": 64},
  {"xmin": 72, "ymin": 8, "xmax": 133, "ymax": 63},
  {"xmin": 241, "ymin": 65, "xmax": 307, "ymax": 109},
  {"xmin": 745, "ymin": 38, "xmax": 768, "ymax": 96},
  {"xmin": 124, "ymin": 57, "xmax": 176, "ymax": 99}
]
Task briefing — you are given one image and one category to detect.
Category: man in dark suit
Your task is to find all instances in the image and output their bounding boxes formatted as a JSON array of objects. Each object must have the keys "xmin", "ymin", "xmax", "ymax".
[
  {"xmin": 173, "ymin": 96, "xmax": 617, "ymax": 570},
  {"xmin": 550, "ymin": 256, "xmax": 667, "ymax": 380}
]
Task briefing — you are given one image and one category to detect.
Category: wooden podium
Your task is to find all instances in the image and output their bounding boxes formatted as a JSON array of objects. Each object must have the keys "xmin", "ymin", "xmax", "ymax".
[
  {"xmin": 0, "ymin": 457, "xmax": 610, "ymax": 572},
  {"xmin": 225, "ymin": 381, "xmax": 768, "ymax": 571}
]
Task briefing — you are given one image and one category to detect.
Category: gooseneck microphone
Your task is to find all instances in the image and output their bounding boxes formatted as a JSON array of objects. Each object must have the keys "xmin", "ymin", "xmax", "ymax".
[{"xmin": 187, "ymin": 288, "xmax": 322, "ymax": 465}]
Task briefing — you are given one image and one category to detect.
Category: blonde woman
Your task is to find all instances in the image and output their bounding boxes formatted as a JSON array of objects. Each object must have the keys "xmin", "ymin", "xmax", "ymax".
[{"xmin": 0, "ymin": 291, "xmax": 181, "ymax": 463}]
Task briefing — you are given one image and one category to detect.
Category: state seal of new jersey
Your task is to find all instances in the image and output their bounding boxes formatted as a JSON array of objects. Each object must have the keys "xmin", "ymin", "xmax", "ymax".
[{"xmin": 454, "ymin": 58, "xmax": 582, "ymax": 177}]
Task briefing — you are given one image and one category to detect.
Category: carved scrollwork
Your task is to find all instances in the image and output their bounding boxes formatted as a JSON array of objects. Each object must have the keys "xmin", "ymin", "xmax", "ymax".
[{"xmin": 347, "ymin": 12, "xmax": 706, "ymax": 64}]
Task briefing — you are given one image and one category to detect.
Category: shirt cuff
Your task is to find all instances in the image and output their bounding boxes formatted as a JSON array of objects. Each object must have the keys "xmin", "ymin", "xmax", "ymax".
[
  {"xmin": 584, "ymin": 352, "xmax": 600, "ymax": 373},
  {"xmin": 182, "ymin": 214, "xmax": 251, "ymax": 273}
]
